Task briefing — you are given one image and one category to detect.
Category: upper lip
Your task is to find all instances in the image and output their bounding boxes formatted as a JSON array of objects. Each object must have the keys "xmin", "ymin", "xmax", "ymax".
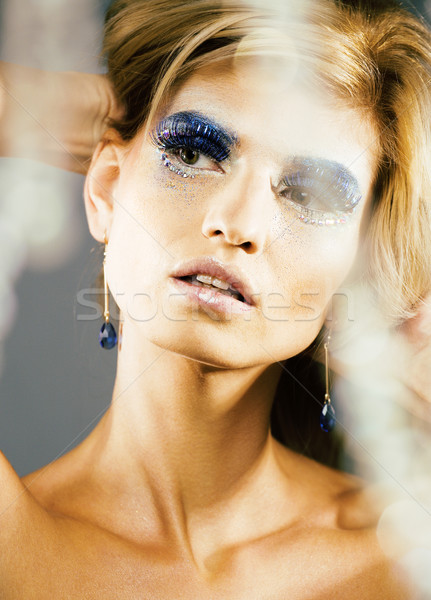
[{"xmin": 170, "ymin": 256, "xmax": 257, "ymax": 306}]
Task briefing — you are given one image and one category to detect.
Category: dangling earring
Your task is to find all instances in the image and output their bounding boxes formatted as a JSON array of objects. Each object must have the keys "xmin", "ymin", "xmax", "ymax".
[
  {"xmin": 99, "ymin": 233, "xmax": 117, "ymax": 350},
  {"xmin": 320, "ymin": 332, "xmax": 335, "ymax": 432}
]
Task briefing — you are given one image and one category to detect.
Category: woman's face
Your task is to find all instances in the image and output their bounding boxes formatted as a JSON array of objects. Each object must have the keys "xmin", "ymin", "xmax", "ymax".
[{"xmin": 98, "ymin": 60, "xmax": 378, "ymax": 368}]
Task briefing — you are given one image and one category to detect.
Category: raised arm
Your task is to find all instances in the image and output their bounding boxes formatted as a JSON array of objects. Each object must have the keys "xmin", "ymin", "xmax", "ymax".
[{"xmin": 0, "ymin": 62, "xmax": 122, "ymax": 174}]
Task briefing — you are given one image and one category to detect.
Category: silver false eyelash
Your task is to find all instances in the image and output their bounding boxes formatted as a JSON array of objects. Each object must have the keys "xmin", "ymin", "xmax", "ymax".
[
  {"xmin": 289, "ymin": 200, "xmax": 357, "ymax": 226},
  {"xmin": 283, "ymin": 169, "xmax": 362, "ymax": 213}
]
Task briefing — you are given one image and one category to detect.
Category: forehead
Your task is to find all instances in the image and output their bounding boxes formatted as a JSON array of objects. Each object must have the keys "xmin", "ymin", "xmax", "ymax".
[{"xmin": 161, "ymin": 60, "xmax": 379, "ymax": 187}]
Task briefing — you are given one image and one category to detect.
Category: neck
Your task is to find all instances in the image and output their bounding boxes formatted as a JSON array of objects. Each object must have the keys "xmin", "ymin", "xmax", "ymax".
[
  {"xmin": 107, "ymin": 324, "xmax": 281, "ymax": 505},
  {"xmin": 81, "ymin": 320, "xmax": 289, "ymax": 563}
]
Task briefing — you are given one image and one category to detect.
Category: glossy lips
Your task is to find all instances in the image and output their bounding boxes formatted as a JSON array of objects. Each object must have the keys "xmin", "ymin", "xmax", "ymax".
[
  {"xmin": 171, "ymin": 277, "xmax": 254, "ymax": 314},
  {"xmin": 170, "ymin": 256, "xmax": 257, "ymax": 308}
]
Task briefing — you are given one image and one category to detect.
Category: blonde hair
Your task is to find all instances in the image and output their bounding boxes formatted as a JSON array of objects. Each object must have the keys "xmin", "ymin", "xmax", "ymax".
[{"xmin": 103, "ymin": 0, "xmax": 431, "ymax": 324}]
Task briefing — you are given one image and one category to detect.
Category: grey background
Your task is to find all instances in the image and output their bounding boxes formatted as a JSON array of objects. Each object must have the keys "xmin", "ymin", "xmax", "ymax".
[
  {"xmin": 0, "ymin": 0, "xmax": 429, "ymax": 477},
  {"xmin": 0, "ymin": 0, "xmax": 116, "ymax": 476}
]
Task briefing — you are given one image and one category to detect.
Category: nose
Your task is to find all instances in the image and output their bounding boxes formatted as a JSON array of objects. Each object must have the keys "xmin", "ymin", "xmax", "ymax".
[{"xmin": 201, "ymin": 165, "xmax": 273, "ymax": 254}]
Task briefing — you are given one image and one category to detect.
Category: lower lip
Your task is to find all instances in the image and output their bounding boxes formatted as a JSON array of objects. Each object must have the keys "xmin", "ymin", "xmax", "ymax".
[{"xmin": 170, "ymin": 277, "xmax": 254, "ymax": 314}]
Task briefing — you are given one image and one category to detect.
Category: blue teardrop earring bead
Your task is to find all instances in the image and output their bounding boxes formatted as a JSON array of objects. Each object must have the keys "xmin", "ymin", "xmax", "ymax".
[
  {"xmin": 99, "ymin": 321, "xmax": 117, "ymax": 350},
  {"xmin": 320, "ymin": 401, "xmax": 336, "ymax": 433}
]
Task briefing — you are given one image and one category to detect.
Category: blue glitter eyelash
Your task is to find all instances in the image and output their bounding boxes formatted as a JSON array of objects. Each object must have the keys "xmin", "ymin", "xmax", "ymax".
[
  {"xmin": 281, "ymin": 158, "xmax": 362, "ymax": 226},
  {"xmin": 151, "ymin": 111, "xmax": 235, "ymax": 177}
]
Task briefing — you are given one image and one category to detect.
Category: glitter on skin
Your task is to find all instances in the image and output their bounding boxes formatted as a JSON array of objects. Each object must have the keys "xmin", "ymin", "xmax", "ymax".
[{"xmin": 151, "ymin": 112, "xmax": 363, "ymax": 226}]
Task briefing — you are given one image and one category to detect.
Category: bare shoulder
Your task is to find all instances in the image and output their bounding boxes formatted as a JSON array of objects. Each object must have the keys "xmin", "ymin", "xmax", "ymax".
[
  {"xmin": 0, "ymin": 450, "xmax": 23, "ymax": 495},
  {"xmin": 272, "ymin": 439, "xmax": 386, "ymax": 527},
  {"xmin": 0, "ymin": 450, "xmax": 33, "ymax": 523},
  {"xmin": 266, "ymin": 442, "xmax": 415, "ymax": 598},
  {"xmin": 0, "ymin": 451, "xmax": 53, "ymax": 590},
  {"xmin": 0, "ymin": 452, "xmax": 122, "ymax": 600},
  {"xmin": 0, "ymin": 449, "xmax": 53, "ymax": 523}
]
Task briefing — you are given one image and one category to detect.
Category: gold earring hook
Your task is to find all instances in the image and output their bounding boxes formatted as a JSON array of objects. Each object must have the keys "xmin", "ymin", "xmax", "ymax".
[
  {"xmin": 103, "ymin": 231, "xmax": 109, "ymax": 322},
  {"xmin": 324, "ymin": 333, "xmax": 331, "ymax": 404}
]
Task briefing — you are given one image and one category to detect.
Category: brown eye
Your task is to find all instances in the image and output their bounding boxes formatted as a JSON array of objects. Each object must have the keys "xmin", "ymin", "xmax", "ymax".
[
  {"xmin": 290, "ymin": 188, "xmax": 312, "ymax": 205},
  {"xmin": 179, "ymin": 148, "xmax": 200, "ymax": 165}
]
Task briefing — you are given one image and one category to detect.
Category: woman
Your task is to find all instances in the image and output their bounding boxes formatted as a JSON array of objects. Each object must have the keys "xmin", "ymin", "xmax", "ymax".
[{"xmin": 0, "ymin": 0, "xmax": 430, "ymax": 597}]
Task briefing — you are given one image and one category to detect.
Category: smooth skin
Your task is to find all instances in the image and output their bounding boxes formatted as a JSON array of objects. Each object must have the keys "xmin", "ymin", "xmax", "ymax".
[{"xmin": 0, "ymin": 60, "xmax": 417, "ymax": 599}]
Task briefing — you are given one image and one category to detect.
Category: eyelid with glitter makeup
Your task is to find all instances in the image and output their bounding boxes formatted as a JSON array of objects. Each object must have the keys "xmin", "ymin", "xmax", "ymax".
[
  {"xmin": 150, "ymin": 111, "xmax": 237, "ymax": 178},
  {"xmin": 151, "ymin": 114, "xmax": 362, "ymax": 227},
  {"xmin": 278, "ymin": 157, "xmax": 363, "ymax": 226}
]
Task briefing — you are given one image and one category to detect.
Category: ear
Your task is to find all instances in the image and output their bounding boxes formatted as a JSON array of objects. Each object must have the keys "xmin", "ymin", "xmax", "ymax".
[{"xmin": 84, "ymin": 128, "xmax": 126, "ymax": 243}]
